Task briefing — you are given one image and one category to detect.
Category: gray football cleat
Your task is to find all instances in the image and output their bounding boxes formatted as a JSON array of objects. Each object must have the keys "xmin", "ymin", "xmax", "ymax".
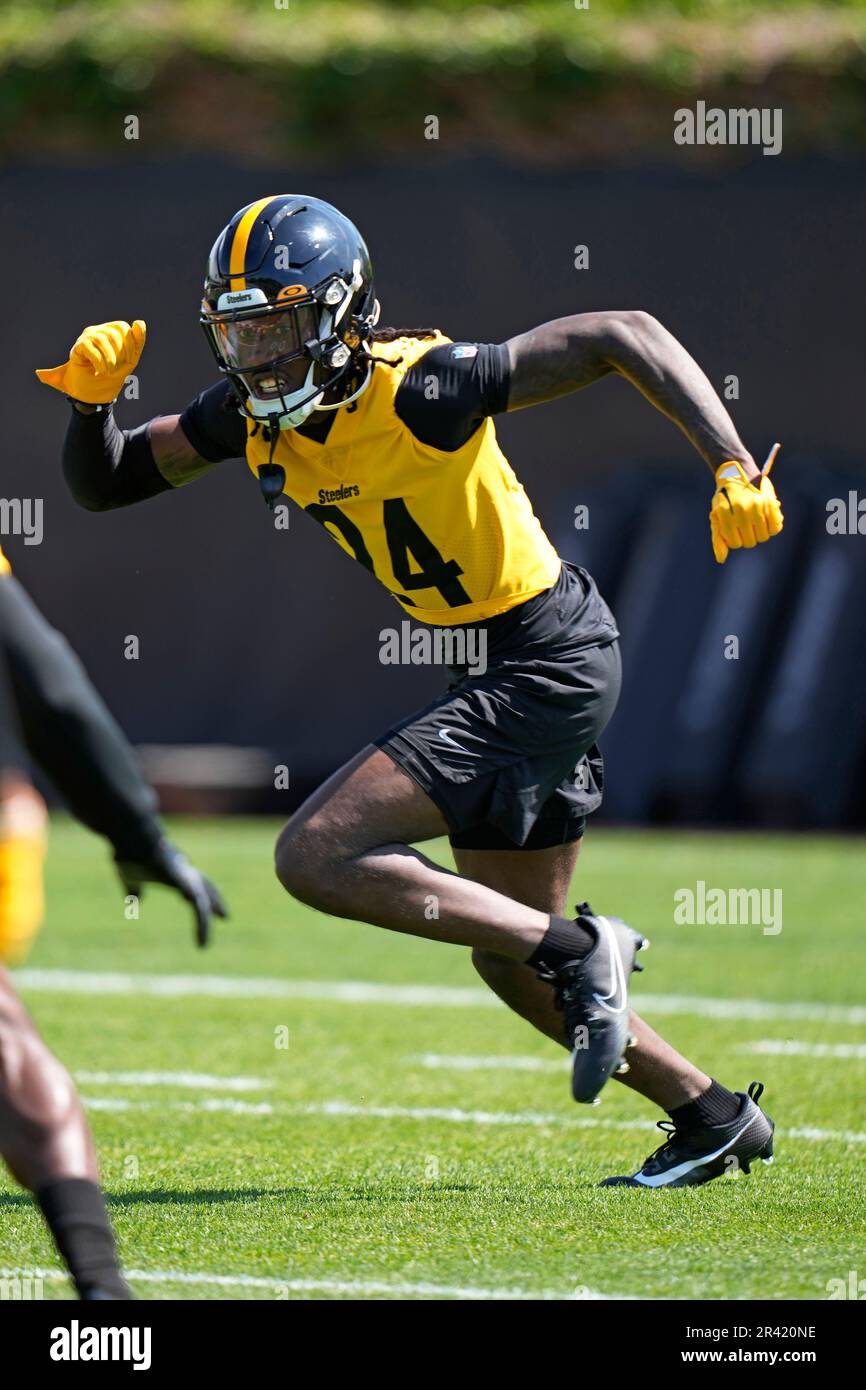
[{"xmin": 536, "ymin": 902, "xmax": 648, "ymax": 1105}]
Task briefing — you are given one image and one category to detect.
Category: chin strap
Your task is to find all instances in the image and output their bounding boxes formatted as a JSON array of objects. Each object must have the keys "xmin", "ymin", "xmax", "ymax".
[{"xmin": 313, "ymin": 358, "xmax": 373, "ymax": 413}]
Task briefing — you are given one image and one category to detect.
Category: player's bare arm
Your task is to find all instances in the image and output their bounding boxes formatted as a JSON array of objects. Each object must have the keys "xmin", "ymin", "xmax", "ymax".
[
  {"xmin": 148, "ymin": 414, "xmax": 217, "ymax": 486},
  {"xmin": 505, "ymin": 309, "xmax": 759, "ymax": 478}
]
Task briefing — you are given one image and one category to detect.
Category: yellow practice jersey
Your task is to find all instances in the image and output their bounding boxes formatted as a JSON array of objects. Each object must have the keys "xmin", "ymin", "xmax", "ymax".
[{"xmin": 243, "ymin": 335, "xmax": 562, "ymax": 626}]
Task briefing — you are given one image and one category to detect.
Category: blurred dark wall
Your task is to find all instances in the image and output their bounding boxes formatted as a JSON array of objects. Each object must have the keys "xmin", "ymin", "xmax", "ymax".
[{"xmin": 2, "ymin": 155, "xmax": 865, "ymax": 823}]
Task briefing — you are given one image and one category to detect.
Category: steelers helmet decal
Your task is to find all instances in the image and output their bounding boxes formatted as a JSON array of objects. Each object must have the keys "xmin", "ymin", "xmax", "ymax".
[{"xmin": 200, "ymin": 195, "xmax": 377, "ymax": 430}]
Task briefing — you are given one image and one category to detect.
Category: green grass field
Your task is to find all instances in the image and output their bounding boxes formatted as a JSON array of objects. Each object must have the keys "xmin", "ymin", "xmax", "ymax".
[{"xmin": 3, "ymin": 817, "xmax": 864, "ymax": 1300}]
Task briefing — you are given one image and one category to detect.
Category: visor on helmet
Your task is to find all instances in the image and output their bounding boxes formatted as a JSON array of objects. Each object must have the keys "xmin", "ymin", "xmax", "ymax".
[
  {"xmin": 213, "ymin": 304, "xmax": 320, "ymax": 372},
  {"xmin": 205, "ymin": 302, "xmax": 322, "ymax": 402},
  {"xmin": 200, "ymin": 267, "xmax": 372, "ymax": 428}
]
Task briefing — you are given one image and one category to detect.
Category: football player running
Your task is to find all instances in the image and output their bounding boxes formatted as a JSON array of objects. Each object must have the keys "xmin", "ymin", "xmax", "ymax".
[{"xmin": 38, "ymin": 195, "xmax": 780, "ymax": 1187}]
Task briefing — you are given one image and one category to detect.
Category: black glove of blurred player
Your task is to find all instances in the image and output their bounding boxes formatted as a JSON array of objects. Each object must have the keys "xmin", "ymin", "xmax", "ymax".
[{"xmin": 114, "ymin": 838, "xmax": 228, "ymax": 948}]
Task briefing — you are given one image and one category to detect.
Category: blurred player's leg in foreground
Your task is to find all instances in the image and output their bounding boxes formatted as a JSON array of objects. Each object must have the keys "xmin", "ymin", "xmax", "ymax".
[
  {"xmin": 0, "ymin": 689, "xmax": 130, "ymax": 1298},
  {"xmin": 0, "ymin": 566, "xmax": 228, "ymax": 1296},
  {"xmin": 0, "ymin": 964, "xmax": 131, "ymax": 1300}
]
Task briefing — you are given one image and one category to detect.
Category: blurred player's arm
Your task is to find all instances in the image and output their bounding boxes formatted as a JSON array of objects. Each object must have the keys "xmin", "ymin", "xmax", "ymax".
[
  {"xmin": 0, "ymin": 578, "xmax": 227, "ymax": 946},
  {"xmin": 36, "ymin": 320, "xmax": 244, "ymax": 508},
  {"xmin": 0, "ymin": 649, "xmax": 46, "ymax": 965},
  {"xmin": 504, "ymin": 310, "xmax": 759, "ymax": 479}
]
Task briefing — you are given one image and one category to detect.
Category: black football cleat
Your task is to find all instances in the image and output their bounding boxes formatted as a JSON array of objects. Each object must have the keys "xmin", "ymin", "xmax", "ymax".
[
  {"xmin": 536, "ymin": 902, "xmax": 648, "ymax": 1105},
  {"xmin": 600, "ymin": 1081, "xmax": 775, "ymax": 1188}
]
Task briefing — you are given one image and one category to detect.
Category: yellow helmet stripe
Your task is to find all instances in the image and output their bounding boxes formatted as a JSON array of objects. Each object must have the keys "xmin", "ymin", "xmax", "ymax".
[{"xmin": 228, "ymin": 195, "xmax": 281, "ymax": 290}]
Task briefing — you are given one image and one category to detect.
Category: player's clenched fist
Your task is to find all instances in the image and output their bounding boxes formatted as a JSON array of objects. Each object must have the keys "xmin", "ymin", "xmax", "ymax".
[
  {"xmin": 35, "ymin": 319, "xmax": 146, "ymax": 405},
  {"xmin": 709, "ymin": 451, "xmax": 783, "ymax": 565}
]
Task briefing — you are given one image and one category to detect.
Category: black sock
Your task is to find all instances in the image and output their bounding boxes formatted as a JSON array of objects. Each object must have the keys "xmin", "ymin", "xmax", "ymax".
[
  {"xmin": 526, "ymin": 915, "xmax": 595, "ymax": 970},
  {"xmin": 667, "ymin": 1079, "xmax": 742, "ymax": 1131},
  {"xmin": 36, "ymin": 1178, "xmax": 131, "ymax": 1300}
]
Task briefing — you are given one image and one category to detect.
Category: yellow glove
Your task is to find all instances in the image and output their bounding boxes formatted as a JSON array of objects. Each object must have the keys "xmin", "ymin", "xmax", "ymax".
[
  {"xmin": 709, "ymin": 445, "xmax": 783, "ymax": 565},
  {"xmin": 35, "ymin": 319, "xmax": 146, "ymax": 405},
  {"xmin": 0, "ymin": 788, "xmax": 47, "ymax": 966}
]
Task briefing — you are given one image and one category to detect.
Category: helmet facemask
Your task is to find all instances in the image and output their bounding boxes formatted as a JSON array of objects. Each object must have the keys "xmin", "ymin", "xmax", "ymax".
[{"xmin": 201, "ymin": 266, "xmax": 374, "ymax": 431}]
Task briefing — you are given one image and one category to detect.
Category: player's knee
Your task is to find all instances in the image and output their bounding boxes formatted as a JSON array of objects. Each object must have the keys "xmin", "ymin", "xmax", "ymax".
[
  {"xmin": 0, "ymin": 1020, "xmax": 78, "ymax": 1139},
  {"xmin": 0, "ymin": 1014, "xmax": 32, "ymax": 1083},
  {"xmin": 274, "ymin": 818, "xmax": 336, "ymax": 906},
  {"xmin": 26, "ymin": 1045, "xmax": 79, "ymax": 1136}
]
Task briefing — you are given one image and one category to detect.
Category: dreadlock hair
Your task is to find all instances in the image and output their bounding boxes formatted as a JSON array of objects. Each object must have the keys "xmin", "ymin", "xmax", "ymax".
[
  {"xmin": 362, "ymin": 325, "xmax": 440, "ymax": 371},
  {"xmin": 369, "ymin": 326, "xmax": 440, "ymax": 343}
]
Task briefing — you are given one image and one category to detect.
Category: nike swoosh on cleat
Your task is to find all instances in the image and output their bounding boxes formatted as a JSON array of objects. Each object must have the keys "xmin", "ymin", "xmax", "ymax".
[
  {"xmin": 590, "ymin": 916, "xmax": 629, "ymax": 1015},
  {"xmin": 632, "ymin": 1109, "xmax": 764, "ymax": 1188}
]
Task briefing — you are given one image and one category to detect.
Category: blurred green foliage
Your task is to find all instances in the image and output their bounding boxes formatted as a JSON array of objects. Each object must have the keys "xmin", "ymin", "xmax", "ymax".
[{"xmin": 2, "ymin": 0, "xmax": 866, "ymax": 157}]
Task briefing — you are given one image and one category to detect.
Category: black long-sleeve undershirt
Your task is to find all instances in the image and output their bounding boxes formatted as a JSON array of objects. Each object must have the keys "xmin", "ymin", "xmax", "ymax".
[
  {"xmin": 62, "ymin": 405, "xmax": 172, "ymax": 511},
  {"xmin": 61, "ymin": 340, "xmax": 512, "ymax": 513}
]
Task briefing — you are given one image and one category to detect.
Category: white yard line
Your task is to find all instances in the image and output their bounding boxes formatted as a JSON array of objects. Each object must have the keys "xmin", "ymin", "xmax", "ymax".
[
  {"xmin": 741, "ymin": 1040, "xmax": 866, "ymax": 1060},
  {"xmin": 637, "ymin": 993, "xmax": 866, "ymax": 1025},
  {"xmin": 78, "ymin": 1096, "xmax": 649, "ymax": 1126},
  {"xmin": 0, "ymin": 1266, "xmax": 634, "ymax": 1300},
  {"xmin": 76, "ymin": 1093, "xmax": 866, "ymax": 1143},
  {"xmin": 74, "ymin": 1070, "xmax": 272, "ymax": 1091},
  {"xmin": 14, "ymin": 967, "xmax": 866, "ymax": 1025},
  {"xmin": 13, "ymin": 969, "xmax": 498, "ymax": 1008},
  {"xmin": 82, "ymin": 1096, "xmax": 275, "ymax": 1115},
  {"xmin": 412, "ymin": 1053, "xmax": 566, "ymax": 1072},
  {"xmin": 784, "ymin": 1126, "xmax": 866, "ymax": 1144},
  {"xmin": 416, "ymin": 1041, "xmax": 866, "ymax": 1070},
  {"xmin": 299, "ymin": 1100, "xmax": 866, "ymax": 1144},
  {"xmin": 299, "ymin": 1099, "xmax": 656, "ymax": 1130}
]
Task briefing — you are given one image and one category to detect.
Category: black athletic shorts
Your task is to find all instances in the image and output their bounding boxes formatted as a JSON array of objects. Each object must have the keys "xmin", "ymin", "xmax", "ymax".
[{"xmin": 376, "ymin": 562, "xmax": 622, "ymax": 851}]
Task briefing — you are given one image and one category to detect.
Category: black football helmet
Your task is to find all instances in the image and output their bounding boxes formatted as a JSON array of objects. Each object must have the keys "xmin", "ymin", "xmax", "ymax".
[{"xmin": 200, "ymin": 195, "xmax": 379, "ymax": 430}]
